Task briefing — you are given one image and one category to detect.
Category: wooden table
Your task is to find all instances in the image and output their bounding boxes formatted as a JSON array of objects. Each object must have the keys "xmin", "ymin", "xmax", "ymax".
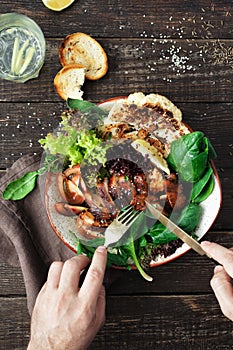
[{"xmin": 1, "ymin": 1, "xmax": 233, "ymax": 349}]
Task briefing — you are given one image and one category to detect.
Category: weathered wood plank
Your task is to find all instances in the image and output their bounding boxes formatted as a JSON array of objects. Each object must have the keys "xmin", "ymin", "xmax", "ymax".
[
  {"xmin": 1, "ymin": 0, "xmax": 232, "ymax": 39},
  {"xmin": 100, "ymin": 295, "xmax": 233, "ymax": 350},
  {"xmin": 0, "ymin": 297, "xmax": 30, "ymax": 350},
  {"xmin": 0, "ymin": 39, "xmax": 232, "ymax": 103},
  {"xmin": 1, "ymin": 232, "xmax": 232, "ymax": 296},
  {"xmin": 0, "ymin": 263, "xmax": 26, "ymax": 295},
  {"xmin": 0, "ymin": 295, "xmax": 232, "ymax": 350}
]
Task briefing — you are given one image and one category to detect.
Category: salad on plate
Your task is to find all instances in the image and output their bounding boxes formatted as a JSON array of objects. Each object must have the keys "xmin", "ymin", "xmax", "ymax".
[{"xmin": 2, "ymin": 92, "xmax": 221, "ymax": 281}]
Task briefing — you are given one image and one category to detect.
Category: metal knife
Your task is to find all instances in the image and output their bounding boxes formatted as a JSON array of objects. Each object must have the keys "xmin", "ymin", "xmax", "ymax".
[{"xmin": 145, "ymin": 201, "xmax": 213, "ymax": 259}]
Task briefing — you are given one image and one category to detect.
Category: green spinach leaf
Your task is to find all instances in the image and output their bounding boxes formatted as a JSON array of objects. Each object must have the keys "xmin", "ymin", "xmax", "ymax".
[
  {"xmin": 67, "ymin": 98, "xmax": 108, "ymax": 118},
  {"xmin": 120, "ymin": 240, "xmax": 153, "ymax": 281},
  {"xmin": 191, "ymin": 165, "xmax": 213, "ymax": 202},
  {"xmin": 77, "ymin": 240, "xmax": 129, "ymax": 267},
  {"xmin": 146, "ymin": 223, "xmax": 178, "ymax": 245},
  {"xmin": 167, "ymin": 131, "xmax": 215, "ymax": 182},
  {"xmin": 192, "ymin": 175, "xmax": 215, "ymax": 204},
  {"xmin": 2, "ymin": 170, "xmax": 39, "ymax": 200},
  {"xmin": 146, "ymin": 203, "xmax": 201, "ymax": 245},
  {"xmin": 177, "ymin": 203, "xmax": 202, "ymax": 233},
  {"xmin": 167, "ymin": 132, "xmax": 204, "ymax": 169}
]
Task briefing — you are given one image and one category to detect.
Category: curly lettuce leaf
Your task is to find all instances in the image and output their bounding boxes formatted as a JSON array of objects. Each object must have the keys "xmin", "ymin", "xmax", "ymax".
[{"xmin": 39, "ymin": 111, "xmax": 110, "ymax": 167}]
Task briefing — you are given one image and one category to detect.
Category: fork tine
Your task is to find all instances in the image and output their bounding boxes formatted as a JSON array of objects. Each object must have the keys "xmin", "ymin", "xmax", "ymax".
[
  {"xmin": 117, "ymin": 205, "xmax": 134, "ymax": 221},
  {"xmin": 117, "ymin": 205, "xmax": 142, "ymax": 225},
  {"xmin": 124, "ymin": 210, "xmax": 142, "ymax": 226}
]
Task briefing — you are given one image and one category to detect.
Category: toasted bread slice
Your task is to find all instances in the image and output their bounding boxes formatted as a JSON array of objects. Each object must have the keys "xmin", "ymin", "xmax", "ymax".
[
  {"xmin": 59, "ymin": 32, "xmax": 108, "ymax": 80},
  {"xmin": 54, "ymin": 64, "xmax": 85, "ymax": 100}
]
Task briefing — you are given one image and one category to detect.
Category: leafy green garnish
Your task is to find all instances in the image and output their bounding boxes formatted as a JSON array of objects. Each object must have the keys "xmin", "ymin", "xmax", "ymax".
[
  {"xmin": 191, "ymin": 165, "xmax": 213, "ymax": 203},
  {"xmin": 39, "ymin": 111, "xmax": 110, "ymax": 168},
  {"xmin": 2, "ymin": 155, "xmax": 64, "ymax": 201},
  {"xmin": 120, "ymin": 240, "xmax": 153, "ymax": 281},
  {"xmin": 2, "ymin": 170, "xmax": 39, "ymax": 200},
  {"xmin": 145, "ymin": 203, "xmax": 201, "ymax": 245},
  {"xmin": 146, "ymin": 223, "xmax": 178, "ymax": 245},
  {"xmin": 167, "ymin": 131, "xmax": 216, "ymax": 182},
  {"xmin": 192, "ymin": 174, "xmax": 215, "ymax": 204},
  {"xmin": 176, "ymin": 203, "xmax": 201, "ymax": 233},
  {"xmin": 67, "ymin": 98, "xmax": 108, "ymax": 116},
  {"xmin": 118, "ymin": 213, "xmax": 153, "ymax": 280},
  {"xmin": 2, "ymin": 100, "xmax": 110, "ymax": 201},
  {"xmin": 77, "ymin": 240, "xmax": 129, "ymax": 268}
]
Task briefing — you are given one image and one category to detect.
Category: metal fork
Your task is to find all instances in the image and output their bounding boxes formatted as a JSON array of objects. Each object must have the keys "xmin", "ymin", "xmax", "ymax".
[{"xmin": 104, "ymin": 205, "xmax": 143, "ymax": 248}]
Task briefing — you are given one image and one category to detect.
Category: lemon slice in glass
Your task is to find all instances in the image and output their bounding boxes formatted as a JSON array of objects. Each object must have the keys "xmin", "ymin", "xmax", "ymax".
[{"xmin": 42, "ymin": 0, "xmax": 75, "ymax": 11}]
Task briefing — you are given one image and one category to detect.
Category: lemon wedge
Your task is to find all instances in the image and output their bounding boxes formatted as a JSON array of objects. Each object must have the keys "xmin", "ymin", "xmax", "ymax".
[
  {"xmin": 42, "ymin": 0, "xmax": 75, "ymax": 11},
  {"xmin": 131, "ymin": 139, "xmax": 170, "ymax": 175}
]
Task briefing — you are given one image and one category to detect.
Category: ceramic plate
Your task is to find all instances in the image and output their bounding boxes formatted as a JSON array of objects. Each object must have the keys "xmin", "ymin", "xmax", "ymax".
[{"xmin": 45, "ymin": 97, "xmax": 222, "ymax": 267}]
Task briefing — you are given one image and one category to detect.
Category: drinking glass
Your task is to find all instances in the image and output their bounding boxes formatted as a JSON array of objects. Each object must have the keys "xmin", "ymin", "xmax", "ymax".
[{"xmin": 0, "ymin": 13, "xmax": 46, "ymax": 83}]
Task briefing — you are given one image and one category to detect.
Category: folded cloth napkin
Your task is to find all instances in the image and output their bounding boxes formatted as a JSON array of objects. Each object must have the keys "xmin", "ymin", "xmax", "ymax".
[{"xmin": 0, "ymin": 154, "xmax": 121, "ymax": 314}]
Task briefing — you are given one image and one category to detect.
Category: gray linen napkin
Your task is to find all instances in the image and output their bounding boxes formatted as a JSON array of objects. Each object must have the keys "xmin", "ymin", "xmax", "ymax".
[
  {"xmin": 0, "ymin": 154, "xmax": 121, "ymax": 315},
  {"xmin": 0, "ymin": 154, "xmax": 78, "ymax": 314}
]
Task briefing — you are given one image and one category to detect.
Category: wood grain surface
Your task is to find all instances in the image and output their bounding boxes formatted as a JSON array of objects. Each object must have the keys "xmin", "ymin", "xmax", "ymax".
[{"xmin": 0, "ymin": 0, "xmax": 233, "ymax": 349}]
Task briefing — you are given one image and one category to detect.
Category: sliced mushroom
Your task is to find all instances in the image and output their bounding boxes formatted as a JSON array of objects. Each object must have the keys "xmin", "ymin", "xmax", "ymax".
[
  {"xmin": 64, "ymin": 164, "xmax": 81, "ymax": 177},
  {"xmin": 56, "ymin": 172, "xmax": 68, "ymax": 202},
  {"xmin": 55, "ymin": 202, "xmax": 87, "ymax": 216},
  {"xmin": 70, "ymin": 173, "xmax": 81, "ymax": 187},
  {"xmin": 64, "ymin": 179, "xmax": 85, "ymax": 205},
  {"xmin": 76, "ymin": 211, "xmax": 95, "ymax": 234}
]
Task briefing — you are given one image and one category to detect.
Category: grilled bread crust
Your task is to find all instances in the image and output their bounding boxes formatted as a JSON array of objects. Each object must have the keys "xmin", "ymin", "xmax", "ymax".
[{"xmin": 59, "ymin": 32, "xmax": 108, "ymax": 80}]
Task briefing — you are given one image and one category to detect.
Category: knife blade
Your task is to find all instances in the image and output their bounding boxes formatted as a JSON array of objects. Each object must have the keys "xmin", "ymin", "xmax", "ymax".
[{"xmin": 145, "ymin": 201, "xmax": 212, "ymax": 259}]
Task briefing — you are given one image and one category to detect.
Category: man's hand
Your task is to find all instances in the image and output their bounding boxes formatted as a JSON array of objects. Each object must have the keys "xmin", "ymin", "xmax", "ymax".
[
  {"xmin": 201, "ymin": 241, "xmax": 233, "ymax": 321},
  {"xmin": 27, "ymin": 246, "xmax": 107, "ymax": 350}
]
